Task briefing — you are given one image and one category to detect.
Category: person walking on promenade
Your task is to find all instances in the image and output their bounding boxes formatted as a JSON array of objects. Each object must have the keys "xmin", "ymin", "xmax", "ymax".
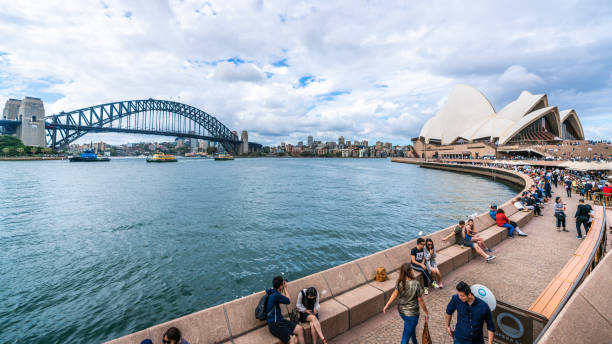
[
  {"xmin": 443, "ymin": 220, "xmax": 496, "ymax": 262},
  {"xmin": 575, "ymin": 199, "xmax": 592, "ymax": 239},
  {"xmin": 445, "ymin": 281, "xmax": 495, "ymax": 344},
  {"xmin": 383, "ymin": 263, "xmax": 429, "ymax": 344},
  {"xmin": 424, "ymin": 238, "xmax": 443, "ymax": 288},
  {"xmin": 544, "ymin": 179, "xmax": 552, "ymax": 200},
  {"xmin": 554, "ymin": 196, "xmax": 568, "ymax": 232},
  {"xmin": 565, "ymin": 177, "xmax": 573, "ymax": 197},
  {"xmin": 266, "ymin": 276, "xmax": 305, "ymax": 344},
  {"xmin": 411, "ymin": 238, "xmax": 437, "ymax": 294},
  {"xmin": 552, "ymin": 170, "xmax": 558, "ymax": 187},
  {"xmin": 296, "ymin": 287, "xmax": 327, "ymax": 344}
]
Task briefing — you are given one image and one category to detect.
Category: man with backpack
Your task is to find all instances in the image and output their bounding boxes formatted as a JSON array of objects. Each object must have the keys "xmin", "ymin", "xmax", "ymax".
[{"xmin": 263, "ymin": 275, "xmax": 305, "ymax": 344}]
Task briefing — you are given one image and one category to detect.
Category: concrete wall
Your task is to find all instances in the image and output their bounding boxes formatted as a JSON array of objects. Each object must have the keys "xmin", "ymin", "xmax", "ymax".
[{"xmin": 106, "ymin": 163, "xmax": 532, "ymax": 344}]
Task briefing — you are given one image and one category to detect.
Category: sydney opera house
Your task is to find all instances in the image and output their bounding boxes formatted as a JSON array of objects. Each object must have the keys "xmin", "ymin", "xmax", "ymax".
[{"xmin": 412, "ymin": 85, "xmax": 585, "ymax": 159}]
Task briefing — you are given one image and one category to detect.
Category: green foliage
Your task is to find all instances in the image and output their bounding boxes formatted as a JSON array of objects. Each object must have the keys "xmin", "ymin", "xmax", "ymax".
[
  {"xmin": 0, "ymin": 135, "xmax": 57, "ymax": 156},
  {"xmin": 300, "ymin": 151, "xmax": 315, "ymax": 157},
  {"xmin": 263, "ymin": 146, "xmax": 271, "ymax": 154},
  {"xmin": 0, "ymin": 135, "xmax": 25, "ymax": 150}
]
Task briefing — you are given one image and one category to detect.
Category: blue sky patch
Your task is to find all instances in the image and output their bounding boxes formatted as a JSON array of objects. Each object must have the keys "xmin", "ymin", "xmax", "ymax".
[
  {"xmin": 124, "ymin": 11, "xmax": 132, "ymax": 18},
  {"xmin": 316, "ymin": 90, "xmax": 350, "ymax": 101},
  {"xmin": 265, "ymin": 72, "xmax": 274, "ymax": 79},
  {"xmin": 272, "ymin": 58, "xmax": 288, "ymax": 67},
  {"xmin": 374, "ymin": 84, "xmax": 388, "ymax": 88},
  {"xmin": 227, "ymin": 57, "xmax": 244, "ymax": 65},
  {"xmin": 297, "ymin": 75, "xmax": 315, "ymax": 88}
]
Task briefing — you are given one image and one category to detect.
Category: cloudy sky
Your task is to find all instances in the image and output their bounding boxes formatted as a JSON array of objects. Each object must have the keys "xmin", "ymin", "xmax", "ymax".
[{"xmin": 1, "ymin": 0, "xmax": 611, "ymax": 145}]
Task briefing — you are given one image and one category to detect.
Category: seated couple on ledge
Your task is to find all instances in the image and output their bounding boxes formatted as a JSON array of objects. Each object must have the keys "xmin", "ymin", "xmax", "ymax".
[
  {"xmin": 443, "ymin": 219, "xmax": 496, "ymax": 262},
  {"xmin": 489, "ymin": 205, "xmax": 527, "ymax": 238}
]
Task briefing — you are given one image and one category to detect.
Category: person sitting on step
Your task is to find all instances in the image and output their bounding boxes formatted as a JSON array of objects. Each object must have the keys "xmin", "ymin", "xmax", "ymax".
[
  {"xmin": 465, "ymin": 218, "xmax": 493, "ymax": 253},
  {"xmin": 488, "ymin": 204, "xmax": 497, "ymax": 221},
  {"xmin": 495, "ymin": 209, "xmax": 527, "ymax": 237},
  {"xmin": 442, "ymin": 220, "xmax": 496, "ymax": 262},
  {"xmin": 266, "ymin": 276, "xmax": 305, "ymax": 344},
  {"xmin": 296, "ymin": 287, "xmax": 327, "ymax": 344},
  {"xmin": 410, "ymin": 237, "xmax": 437, "ymax": 294},
  {"xmin": 424, "ymin": 238, "xmax": 443, "ymax": 288}
]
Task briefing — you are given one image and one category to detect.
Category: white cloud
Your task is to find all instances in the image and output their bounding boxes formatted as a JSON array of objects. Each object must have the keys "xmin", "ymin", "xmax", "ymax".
[
  {"xmin": 1, "ymin": 0, "xmax": 612, "ymax": 145},
  {"xmin": 499, "ymin": 65, "xmax": 543, "ymax": 87},
  {"xmin": 213, "ymin": 62, "xmax": 265, "ymax": 83}
]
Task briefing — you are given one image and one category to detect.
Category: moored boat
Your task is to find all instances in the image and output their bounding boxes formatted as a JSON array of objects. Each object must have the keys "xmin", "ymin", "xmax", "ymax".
[{"xmin": 69, "ymin": 149, "xmax": 110, "ymax": 162}]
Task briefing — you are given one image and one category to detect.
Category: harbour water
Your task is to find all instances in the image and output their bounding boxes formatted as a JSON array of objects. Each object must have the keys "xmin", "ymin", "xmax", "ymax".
[{"xmin": 0, "ymin": 158, "xmax": 520, "ymax": 343}]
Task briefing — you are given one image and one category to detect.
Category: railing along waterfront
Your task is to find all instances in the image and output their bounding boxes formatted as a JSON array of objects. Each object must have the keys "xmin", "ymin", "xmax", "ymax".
[{"xmin": 533, "ymin": 206, "xmax": 608, "ymax": 343}]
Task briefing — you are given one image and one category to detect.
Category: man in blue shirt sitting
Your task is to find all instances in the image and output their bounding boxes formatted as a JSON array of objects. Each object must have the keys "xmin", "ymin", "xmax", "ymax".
[
  {"xmin": 266, "ymin": 275, "xmax": 304, "ymax": 344},
  {"xmin": 445, "ymin": 281, "xmax": 495, "ymax": 344},
  {"xmin": 488, "ymin": 204, "xmax": 497, "ymax": 221}
]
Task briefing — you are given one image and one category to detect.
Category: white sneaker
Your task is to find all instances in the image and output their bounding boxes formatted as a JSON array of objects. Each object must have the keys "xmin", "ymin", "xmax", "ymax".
[
  {"xmin": 424, "ymin": 287, "xmax": 429, "ymax": 295},
  {"xmin": 516, "ymin": 228, "xmax": 528, "ymax": 236},
  {"xmin": 486, "ymin": 255, "xmax": 497, "ymax": 262}
]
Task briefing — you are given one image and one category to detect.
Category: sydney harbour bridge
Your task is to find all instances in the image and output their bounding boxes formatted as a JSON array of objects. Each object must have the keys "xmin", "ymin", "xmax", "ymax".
[{"xmin": 0, "ymin": 98, "xmax": 261, "ymax": 154}]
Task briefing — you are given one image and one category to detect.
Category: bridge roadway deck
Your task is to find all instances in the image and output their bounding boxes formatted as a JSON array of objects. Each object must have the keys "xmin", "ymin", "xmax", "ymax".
[{"xmin": 330, "ymin": 182, "xmax": 586, "ymax": 344}]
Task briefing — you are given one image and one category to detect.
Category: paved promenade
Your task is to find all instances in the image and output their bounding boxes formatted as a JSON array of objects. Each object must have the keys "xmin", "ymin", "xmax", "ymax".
[{"xmin": 331, "ymin": 182, "xmax": 586, "ymax": 344}]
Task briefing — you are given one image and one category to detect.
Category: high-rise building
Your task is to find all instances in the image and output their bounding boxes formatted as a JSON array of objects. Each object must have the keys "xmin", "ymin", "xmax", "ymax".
[
  {"xmin": 307, "ymin": 135, "xmax": 314, "ymax": 147},
  {"xmin": 297, "ymin": 141, "xmax": 303, "ymax": 148},
  {"xmin": 346, "ymin": 140, "xmax": 351, "ymax": 147},
  {"xmin": 376, "ymin": 141, "xmax": 383, "ymax": 150},
  {"xmin": 362, "ymin": 140, "xmax": 368, "ymax": 147},
  {"xmin": 338, "ymin": 136, "xmax": 345, "ymax": 146}
]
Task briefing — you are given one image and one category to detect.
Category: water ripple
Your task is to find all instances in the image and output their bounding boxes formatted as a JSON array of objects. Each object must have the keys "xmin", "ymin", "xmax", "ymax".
[{"xmin": 0, "ymin": 158, "xmax": 519, "ymax": 343}]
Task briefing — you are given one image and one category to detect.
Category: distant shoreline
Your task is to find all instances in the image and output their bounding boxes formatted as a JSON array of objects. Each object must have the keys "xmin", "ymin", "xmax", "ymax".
[{"xmin": 0, "ymin": 156, "xmax": 66, "ymax": 161}]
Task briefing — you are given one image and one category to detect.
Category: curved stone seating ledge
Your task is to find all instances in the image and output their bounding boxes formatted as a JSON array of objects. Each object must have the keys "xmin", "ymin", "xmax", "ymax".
[{"xmin": 105, "ymin": 162, "xmax": 535, "ymax": 344}]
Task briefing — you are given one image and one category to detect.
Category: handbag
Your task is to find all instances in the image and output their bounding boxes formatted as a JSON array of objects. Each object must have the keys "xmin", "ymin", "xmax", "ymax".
[
  {"xmin": 289, "ymin": 308, "xmax": 300, "ymax": 323},
  {"xmin": 422, "ymin": 320, "xmax": 432, "ymax": 344}
]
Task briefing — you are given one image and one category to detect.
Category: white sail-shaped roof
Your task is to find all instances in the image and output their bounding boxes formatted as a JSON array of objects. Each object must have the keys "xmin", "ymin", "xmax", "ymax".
[
  {"xmin": 419, "ymin": 84, "xmax": 496, "ymax": 145},
  {"xmin": 498, "ymin": 107, "xmax": 561, "ymax": 144},
  {"xmin": 559, "ymin": 109, "xmax": 585, "ymax": 140},
  {"xmin": 419, "ymin": 85, "xmax": 583, "ymax": 145}
]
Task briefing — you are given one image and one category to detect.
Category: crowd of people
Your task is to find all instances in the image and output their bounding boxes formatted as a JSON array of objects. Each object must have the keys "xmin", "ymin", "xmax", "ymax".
[{"xmin": 139, "ymin": 165, "xmax": 605, "ymax": 344}]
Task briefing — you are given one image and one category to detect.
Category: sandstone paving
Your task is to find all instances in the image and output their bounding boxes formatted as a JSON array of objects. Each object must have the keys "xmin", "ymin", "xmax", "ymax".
[{"xmin": 330, "ymin": 182, "xmax": 588, "ymax": 344}]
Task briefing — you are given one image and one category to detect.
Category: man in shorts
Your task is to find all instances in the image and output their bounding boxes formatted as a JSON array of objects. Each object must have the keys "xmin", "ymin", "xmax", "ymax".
[
  {"xmin": 266, "ymin": 276, "xmax": 304, "ymax": 344},
  {"xmin": 443, "ymin": 220, "xmax": 495, "ymax": 262}
]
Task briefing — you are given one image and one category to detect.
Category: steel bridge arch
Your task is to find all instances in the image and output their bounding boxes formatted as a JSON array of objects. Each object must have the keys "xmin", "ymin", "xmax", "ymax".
[{"xmin": 45, "ymin": 99, "xmax": 242, "ymax": 153}]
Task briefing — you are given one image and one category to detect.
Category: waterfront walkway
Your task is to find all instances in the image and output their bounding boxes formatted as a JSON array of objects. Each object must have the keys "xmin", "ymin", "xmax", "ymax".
[{"xmin": 331, "ymin": 182, "xmax": 586, "ymax": 344}]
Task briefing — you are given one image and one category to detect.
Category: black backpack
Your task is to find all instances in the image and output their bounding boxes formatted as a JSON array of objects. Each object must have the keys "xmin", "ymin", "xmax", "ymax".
[{"xmin": 255, "ymin": 293, "xmax": 269, "ymax": 321}]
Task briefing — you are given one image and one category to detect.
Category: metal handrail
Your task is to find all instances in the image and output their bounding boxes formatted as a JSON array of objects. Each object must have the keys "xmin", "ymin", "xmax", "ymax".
[{"xmin": 533, "ymin": 205, "xmax": 607, "ymax": 343}]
